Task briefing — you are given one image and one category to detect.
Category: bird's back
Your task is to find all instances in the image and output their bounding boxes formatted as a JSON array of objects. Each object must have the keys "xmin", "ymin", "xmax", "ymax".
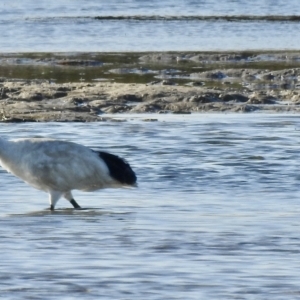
[{"xmin": 0, "ymin": 138, "xmax": 116, "ymax": 192}]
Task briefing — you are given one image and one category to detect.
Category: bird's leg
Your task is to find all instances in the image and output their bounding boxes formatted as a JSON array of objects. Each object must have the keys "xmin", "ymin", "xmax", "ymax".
[
  {"xmin": 70, "ymin": 199, "xmax": 81, "ymax": 209},
  {"xmin": 49, "ymin": 191, "xmax": 62, "ymax": 211},
  {"xmin": 64, "ymin": 191, "xmax": 81, "ymax": 209}
]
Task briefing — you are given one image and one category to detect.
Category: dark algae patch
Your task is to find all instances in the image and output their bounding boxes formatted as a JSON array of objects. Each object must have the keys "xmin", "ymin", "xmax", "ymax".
[
  {"xmin": 93, "ymin": 15, "xmax": 300, "ymax": 22},
  {"xmin": 1, "ymin": 51, "xmax": 300, "ymax": 85}
]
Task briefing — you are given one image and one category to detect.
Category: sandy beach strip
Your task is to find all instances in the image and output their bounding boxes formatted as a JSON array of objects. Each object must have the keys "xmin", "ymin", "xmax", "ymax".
[{"xmin": 1, "ymin": 51, "xmax": 300, "ymax": 122}]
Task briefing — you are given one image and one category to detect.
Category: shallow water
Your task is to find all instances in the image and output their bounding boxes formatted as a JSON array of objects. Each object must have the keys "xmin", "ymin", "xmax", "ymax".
[
  {"xmin": 1, "ymin": 114, "xmax": 300, "ymax": 299},
  {"xmin": 2, "ymin": 0, "xmax": 300, "ymax": 51}
]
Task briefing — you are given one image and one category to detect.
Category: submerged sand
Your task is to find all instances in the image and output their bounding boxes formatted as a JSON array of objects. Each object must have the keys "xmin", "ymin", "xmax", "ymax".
[{"xmin": 1, "ymin": 51, "xmax": 300, "ymax": 122}]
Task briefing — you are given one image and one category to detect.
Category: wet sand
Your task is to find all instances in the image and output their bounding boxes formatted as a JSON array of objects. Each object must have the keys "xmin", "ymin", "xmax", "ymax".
[{"xmin": 1, "ymin": 51, "xmax": 300, "ymax": 122}]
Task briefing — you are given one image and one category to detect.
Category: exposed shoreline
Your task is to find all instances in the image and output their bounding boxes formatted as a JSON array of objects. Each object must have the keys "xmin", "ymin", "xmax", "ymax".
[{"xmin": 1, "ymin": 51, "xmax": 300, "ymax": 122}]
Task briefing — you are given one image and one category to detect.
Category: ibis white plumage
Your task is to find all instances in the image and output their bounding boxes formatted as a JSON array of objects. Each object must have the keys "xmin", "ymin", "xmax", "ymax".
[{"xmin": 0, "ymin": 137, "xmax": 137, "ymax": 210}]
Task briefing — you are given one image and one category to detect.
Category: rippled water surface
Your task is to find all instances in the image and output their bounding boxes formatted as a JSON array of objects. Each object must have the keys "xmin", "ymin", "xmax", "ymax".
[
  {"xmin": 2, "ymin": 0, "xmax": 300, "ymax": 51},
  {"xmin": 1, "ymin": 114, "xmax": 300, "ymax": 299}
]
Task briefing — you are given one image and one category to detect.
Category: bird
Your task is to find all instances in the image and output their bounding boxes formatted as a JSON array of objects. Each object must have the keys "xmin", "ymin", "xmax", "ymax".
[{"xmin": 0, "ymin": 137, "xmax": 137, "ymax": 210}]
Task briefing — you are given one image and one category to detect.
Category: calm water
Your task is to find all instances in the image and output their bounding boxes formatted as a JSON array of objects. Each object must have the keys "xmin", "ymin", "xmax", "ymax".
[
  {"xmin": 1, "ymin": 113, "xmax": 300, "ymax": 299},
  {"xmin": 1, "ymin": 0, "xmax": 300, "ymax": 52}
]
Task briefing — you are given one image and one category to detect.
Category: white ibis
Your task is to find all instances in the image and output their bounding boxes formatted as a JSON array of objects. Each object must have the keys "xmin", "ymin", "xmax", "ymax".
[{"xmin": 0, "ymin": 137, "xmax": 137, "ymax": 210}]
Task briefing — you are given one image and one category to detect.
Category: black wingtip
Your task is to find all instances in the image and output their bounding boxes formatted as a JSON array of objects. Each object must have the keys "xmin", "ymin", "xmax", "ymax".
[{"xmin": 97, "ymin": 151, "xmax": 137, "ymax": 185}]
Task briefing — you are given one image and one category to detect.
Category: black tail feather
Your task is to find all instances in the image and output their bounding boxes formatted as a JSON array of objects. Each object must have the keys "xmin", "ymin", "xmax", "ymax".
[{"xmin": 95, "ymin": 151, "xmax": 137, "ymax": 185}]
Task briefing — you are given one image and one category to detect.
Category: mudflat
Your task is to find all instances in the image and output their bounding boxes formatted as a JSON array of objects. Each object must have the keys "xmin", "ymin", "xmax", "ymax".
[{"xmin": 1, "ymin": 51, "xmax": 300, "ymax": 122}]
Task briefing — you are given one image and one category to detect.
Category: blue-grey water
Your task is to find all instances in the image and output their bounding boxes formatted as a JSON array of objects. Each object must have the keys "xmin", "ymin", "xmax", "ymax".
[
  {"xmin": 1, "ymin": 0, "xmax": 300, "ymax": 52},
  {"xmin": 1, "ymin": 113, "xmax": 300, "ymax": 299}
]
